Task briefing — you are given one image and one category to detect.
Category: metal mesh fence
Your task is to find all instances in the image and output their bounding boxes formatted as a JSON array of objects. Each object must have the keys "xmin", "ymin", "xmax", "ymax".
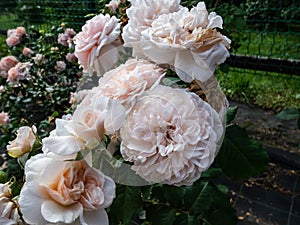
[{"xmin": 0, "ymin": 0, "xmax": 300, "ymax": 79}]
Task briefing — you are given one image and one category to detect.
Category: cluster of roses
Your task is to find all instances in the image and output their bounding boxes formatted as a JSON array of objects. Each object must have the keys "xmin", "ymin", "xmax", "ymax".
[
  {"xmin": 1, "ymin": 1, "xmax": 231, "ymax": 224},
  {"xmin": 0, "ymin": 25, "xmax": 79, "ymax": 129}
]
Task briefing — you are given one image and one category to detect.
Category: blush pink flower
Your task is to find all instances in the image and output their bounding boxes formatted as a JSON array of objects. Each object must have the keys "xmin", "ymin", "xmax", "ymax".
[
  {"xmin": 138, "ymin": 2, "xmax": 231, "ymax": 82},
  {"xmin": 15, "ymin": 26, "xmax": 26, "ymax": 36},
  {"xmin": 66, "ymin": 52, "xmax": 78, "ymax": 63},
  {"xmin": 22, "ymin": 47, "xmax": 34, "ymax": 56},
  {"xmin": 0, "ymin": 111, "xmax": 10, "ymax": 127},
  {"xmin": 7, "ymin": 126, "xmax": 37, "ymax": 158},
  {"xmin": 43, "ymin": 96, "xmax": 125, "ymax": 156},
  {"xmin": 74, "ymin": 14, "xmax": 121, "ymax": 74},
  {"xmin": 58, "ymin": 28, "xmax": 76, "ymax": 47},
  {"xmin": 0, "ymin": 56, "xmax": 18, "ymax": 71},
  {"xmin": 54, "ymin": 61, "xmax": 67, "ymax": 72},
  {"xmin": 6, "ymin": 35, "xmax": 21, "ymax": 47},
  {"xmin": 97, "ymin": 58, "xmax": 165, "ymax": 111},
  {"xmin": 0, "ymin": 182, "xmax": 22, "ymax": 225},
  {"xmin": 122, "ymin": 0, "xmax": 181, "ymax": 56},
  {"xmin": 7, "ymin": 62, "xmax": 32, "ymax": 83},
  {"xmin": 18, "ymin": 154, "xmax": 115, "ymax": 225},
  {"xmin": 120, "ymin": 85, "xmax": 224, "ymax": 186},
  {"xmin": 106, "ymin": 0, "xmax": 120, "ymax": 12}
]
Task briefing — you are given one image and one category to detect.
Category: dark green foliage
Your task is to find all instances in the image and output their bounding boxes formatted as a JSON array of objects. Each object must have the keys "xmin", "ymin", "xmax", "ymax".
[{"xmin": 217, "ymin": 124, "xmax": 269, "ymax": 179}]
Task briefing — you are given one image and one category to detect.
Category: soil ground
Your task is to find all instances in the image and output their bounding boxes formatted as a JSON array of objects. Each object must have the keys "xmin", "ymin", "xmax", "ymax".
[{"xmin": 226, "ymin": 101, "xmax": 300, "ymax": 225}]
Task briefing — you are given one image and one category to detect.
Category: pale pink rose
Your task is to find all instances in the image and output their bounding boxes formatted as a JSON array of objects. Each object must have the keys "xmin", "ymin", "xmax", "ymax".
[
  {"xmin": 6, "ymin": 34, "xmax": 21, "ymax": 47},
  {"xmin": 106, "ymin": 0, "xmax": 120, "ymax": 12},
  {"xmin": 97, "ymin": 58, "xmax": 165, "ymax": 111},
  {"xmin": 15, "ymin": 26, "xmax": 26, "ymax": 36},
  {"xmin": 0, "ymin": 70, "xmax": 8, "ymax": 78},
  {"xmin": 22, "ymin": 47, "xmax": 33, "ymax": 56},
  {"xmin": 7, "ymin": 126, "xmax": 37, "ymax": 158},
  {"xmin": 58, "ymin": 33, "xmax": 68, "ymax": 47},
  {"xmin": 7, "ymin": 62, "xmax": 32, "ymax": 83},
  {"xmin": 43, "ymin": 97, "xmax": 125, "ymax": 156},
  {"xmin": 7, "ymin": 29, "xmax": 15, "ymax": 37},
  {"xmin": 0, "ymin": 182, "xmax": 22, "ymax": 225},
  {"xmin": 50, "ymin": 46, "xmax": 59, "ymax": 51},
  {"xmin": 0, "ymin": 111, "xmax": 10, "ymax": 127},
  {"xmin": 33, "ymin": 53, "xmax": 44, "ymax": 65},
  {"xmin": 66, "ymin": 52, "xmax": 78, "ymax": 63},
  {"xmin": 18, "ymin": 154, "xmax": 115, "ymax": 225},
  {"xmin": 120, "ymin": 85, "xmax": 224, "ymax": 186},
  {"xmin": 74, "ymin": 14, "xmax": 121, "ymax": 74},
  {"xmin": 54, "ymin": 60, "xmax": 66, "ymax": 71},
  {"xmin": 122, "ymin": 0, "xmax": 181, "ymax": 56},
  {"xmin": 0, "ymin": 56, "xmax": 18, "ymax": 71},
  {"xmin": 138, "ymin": 2, "xmax": 231, "ymax": 82}
]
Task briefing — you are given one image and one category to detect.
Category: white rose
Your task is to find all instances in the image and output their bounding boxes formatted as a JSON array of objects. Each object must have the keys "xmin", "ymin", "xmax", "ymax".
[
  {"xmin": 0, "ymin": 183, "xmax": 22, "ymax": 225},
  {"xmin": 43, "ymin": 96, "xmax": 125, "ymax": 156},
  {"xmin": 120, "ymin": 85, "xmax": 224, "ymax": 186},
  {"xmin": 7, "ymin": 125, "xmax": 37, "ymax": 158},
  {"xmin": 138, "ymin": 2, "xmax": 231, "ymax": 82},
  {"xmin": 122, "ymin": 0, "xmax": 181, "ymax": 57},
  {"xmin": 74, "ymin": 14, "xmax": 121, "ymax": 75},
  {"xmin": 97, "ymin": 58, "xmax": 165, "ymax": 112},
  {"xmin": 18, "ymin": 154, "xmax": 115, "ymax": 225}
]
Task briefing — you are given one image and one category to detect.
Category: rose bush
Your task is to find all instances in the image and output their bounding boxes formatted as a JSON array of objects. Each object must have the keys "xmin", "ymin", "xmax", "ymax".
[{"xmin": 0, "ymin": 1, "xmax": 269, "ymax": 225}]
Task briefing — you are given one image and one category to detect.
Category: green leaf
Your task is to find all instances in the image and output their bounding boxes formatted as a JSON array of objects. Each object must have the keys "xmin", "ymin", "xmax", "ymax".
[
  {"xmin": 0, "ymin": 171, "xmax": 8, "ymax": 183},
  {"xmin": 109, "ymin": 185, "xmax": 142, "ymax": 225},
  {"xmin": 277, "ymin": 108, "xmax": 299, "ymax": 120},
  {"xmin": 163, "ymin": 185, "xmax": 185, "ymax": 208},
  {"xmin": 147, "ymin": 205, "xmax": 176, "ymax": 225},
  {"xmin": 201, "ymin": 167, "xmax": 222, "ymax": 178},
  {"xmin": 226, "ymin": 106, "xmax": 238, "ymax": 125},
  {"xmin": 217, "ymin": 124, "xmax": 269, "ymax": 179},
  {"xmin": 189, "ymin": 182, "xmax": 215, "ymax": 214},
  {"xmin": 175, "ymin": 214, "xmax": 202, "ymax": 225}
]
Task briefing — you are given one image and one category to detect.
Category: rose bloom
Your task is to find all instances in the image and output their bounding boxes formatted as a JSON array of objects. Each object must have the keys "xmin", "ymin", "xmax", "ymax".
[
  {"xmin": 120, "ymin": 85, "xmax": 224, "ymax": 186},
  {"xmin": 7, "ymin": 126, "xmax": 37, "ymax": 158},
  {"xmin": 43, "ymin": 96, "xmax": 125, "ymax": 156},
  {"xmin": 7, "ymin": 62, "xmax": 32, "ymax": 83},
  {"xmin": 0, "ymin": 111, "xmax": 10, "ymax": 127},
  {"xmin": 122, "ymin": 0, "xmax": 181, "ymax": 57},
  {"xmin": 0, "ymin": 182, "xmax": 22, "ymax": 225},
  {"xmin": 55, "ymin": 60, "xmax": 67, "ymax": 71},
  {"xmin": 74, "ymin": 14, "xmax": 121, "ymax": 74},
  {"xmin": 18, "ymin": 154, "xmax": 115, "ymax": 225},
  {"xmin": 0, "ymin": 56, "xmax": 18, "ymax": 71},
  {"xmin": 138, "ymin": 2, "xmax": 231, "ymax": 82},
  {"xmin": 66, "ymin": 52, "xmax": 78, "ymax": 63},
  {"xmin": 33, "ymin": 53, "xmax": 44, "ymax": 65},
  {"xmin": 97, "ymin": 58, "xmax": 165, "ymax": 111},
  {"xmin": 0, "ymin": 70, "xmax": 8, "ymax": 78},
  {"xmin": 106, "ymin": 0, "xmax": 120, "ymax": 12},
  {"xmin": 6, "ymin": 34, "xmax": 21, "ymax": 47},
  {"xmin": 22, "ymin": 47, "xmax": 34, "ymax": 56},
  {"xmin": 15, "ymin": 26, "xmax": 26, "ymax": 36}
]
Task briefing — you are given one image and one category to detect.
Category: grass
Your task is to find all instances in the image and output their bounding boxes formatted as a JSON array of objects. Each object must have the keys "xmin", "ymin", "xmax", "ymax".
[
  {"xmin": 0, "ymin": 13, "xmax": 18, "ymax": 31},
  {"xmin": 233, "ymin": 31, "xmax": 300, "ymax": 60},
  {"xmin": 217, "ymin": 68, "xmax": 300, "ymax": 112}
]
